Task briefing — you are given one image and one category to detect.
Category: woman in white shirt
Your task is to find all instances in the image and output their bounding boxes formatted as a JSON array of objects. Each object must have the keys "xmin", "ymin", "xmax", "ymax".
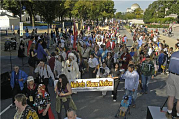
[
  {"xmin": 148, "ymin": 44, "xmax": 153, "ymax": 56},
  {"xmin": 54, "ymin": 55, "xmax": 65, "ymax": 78},
  {"xmin": 87, "ymin": 53, "xmax": 99, "ymax": 78}
]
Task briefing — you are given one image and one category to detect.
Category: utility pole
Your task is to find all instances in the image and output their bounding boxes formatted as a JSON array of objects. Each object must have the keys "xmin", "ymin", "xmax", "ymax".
[{"xmin": 20, "ymin": 0, "xmax": 22, "ymax": 22}]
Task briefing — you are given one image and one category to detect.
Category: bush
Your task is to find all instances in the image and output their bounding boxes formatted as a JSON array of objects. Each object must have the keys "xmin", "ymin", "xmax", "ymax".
[{"xmin": 145, "ymin": 24, "xmax": 169, "ymax": 28}]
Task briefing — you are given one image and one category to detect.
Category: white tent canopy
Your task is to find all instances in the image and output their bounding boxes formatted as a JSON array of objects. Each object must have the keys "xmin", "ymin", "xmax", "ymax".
[{"xmin": 0, "ymin": 15, "xmax": 20, "ymax": 30}]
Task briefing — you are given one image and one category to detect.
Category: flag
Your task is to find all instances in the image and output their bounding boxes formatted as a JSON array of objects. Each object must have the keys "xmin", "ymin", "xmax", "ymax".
[{"xmin": 73, "ymin": 21, "xmax": 78, "ymax": 49}]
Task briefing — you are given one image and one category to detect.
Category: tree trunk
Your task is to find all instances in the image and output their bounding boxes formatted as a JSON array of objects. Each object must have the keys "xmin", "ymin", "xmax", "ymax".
[
  {"xmin": 30, "ymin": 14, "xmax": 32, "ymax": 25},
  {"xmin": 32, "ymin": 14, "xmax": 35, "ymax": 27},
  {"xmin": 47, "ymin": 23, "xmax": 49, "ymax": 34}
]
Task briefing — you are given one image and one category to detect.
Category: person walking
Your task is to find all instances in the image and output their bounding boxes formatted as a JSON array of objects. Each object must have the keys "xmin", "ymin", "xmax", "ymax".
[
  {"xmin": 166, "ymin": 50, "xmax": 179, "ymax": 119},
  {"xmin": 33, "ymin": 84, "xmax": 55, "ymax": 119},
  {"xmin": 10, "ymin": 66, "xmax": 28, "ymax": 108},
  {"xmin": 87, "ymin": 53, "xmax": 99, "ymax": 78},
  {"xmin": 14, "ymin": 94, "xmax": 39, "ymax": 119},
  {"xmin": 24, "ymin": 76, "xmax": 38, "ymax": 108},
  {"xmin": 122, "ymin": 64, "xmax": 139, "ymax": 108},
  {"xmin": 34, "ymin": 60, "xmax": 55, "ymax": 92},
  {"xmin": 55, "ymin": 74, "xmax": 77, "ymax": 119},
  {"xmin": 110, "ymin": 63, "xmax": 121, "ymax": 102},
  {"xmin": 141, "ymin": 55, "xmax": 155, "ymax": 94}
]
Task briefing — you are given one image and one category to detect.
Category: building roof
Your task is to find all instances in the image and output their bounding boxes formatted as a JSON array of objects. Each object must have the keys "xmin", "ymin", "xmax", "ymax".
[{"xmin": 131, "ymin": 3, "xmax": 140, "ymax": 10}]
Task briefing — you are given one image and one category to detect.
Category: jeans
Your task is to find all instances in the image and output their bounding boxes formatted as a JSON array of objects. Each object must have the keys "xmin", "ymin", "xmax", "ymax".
[
  {"xmin": 57, "ymin": 98, "xmax": 70, "ymax": 119},
  {"xmin": 141, "ymin": 75, "xmax": 151, "ymax": 93},
  {"xmin": 48, "ymin": 77, "xmax": 54, "ymax": 87},
  {"xmin": 47, "ymin": 40, "xmax": 50, "ymax": 49},
  {"xmin": 125, "ymin": 89, "xmax": 137, "ymax": 105},
  {"xmin": 89, "ymin": 67, "xmax": 97, "ymax": 78},
  {"xmin": 158, "ymin": 63, "xmax": 162, "ymax": 73}
]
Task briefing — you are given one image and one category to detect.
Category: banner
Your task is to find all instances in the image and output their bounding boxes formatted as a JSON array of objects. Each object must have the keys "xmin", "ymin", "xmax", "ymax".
[
  {"xmin": 20, "ymin": 22, "xmax": 23, "ymax": 36},
  {"xmin": 54, "ymin": 78, "xmax": 114, "ymax": 92},
  {"xmin": 73, "ymin": 21, "xmax": 78, "ymax": 49}
]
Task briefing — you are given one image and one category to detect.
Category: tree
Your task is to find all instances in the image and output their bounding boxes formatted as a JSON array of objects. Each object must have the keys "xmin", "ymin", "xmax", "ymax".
[
  {"xmin": 64, "ymin": 0, "xmax": 77, "ymax": 21},
  {"xmin": 134, "ymin": 8, "xmax": 143, "ymax": 19},
  {"xmin": 56, "ymin": 0, "xmax": 67, "ymax": 24},
  {"xmin": 36, "ymin": 1, "xmax": 60, "ymax": 33},
  {"xmin": 115, "ymin": 12, "xmax": 122, "ymax": 19},
  {"xmin": 100, "ymin": 0, "xmax": 115, "ymax": 22},
  {"xmin": 22, "ymin": 0, "xmax": 37, "ymax": 27},
  {"xmin": 2, "ymin": 0, "xmax": 23, "ymax": 18},
  {"xmin": 143, "ymin": 0, "xmax": 179, "ymax": 23}
]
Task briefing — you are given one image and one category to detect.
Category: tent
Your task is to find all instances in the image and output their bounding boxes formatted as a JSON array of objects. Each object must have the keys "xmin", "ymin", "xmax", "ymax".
[{"xmin": 0, "ymin": 15, "xmax": 20, "ymax": 30}]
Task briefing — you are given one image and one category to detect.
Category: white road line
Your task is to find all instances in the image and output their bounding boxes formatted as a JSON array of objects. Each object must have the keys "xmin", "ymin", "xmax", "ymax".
[{"xmin": 0, "ymin": 104, "xmax": 12, "ymax": 116}]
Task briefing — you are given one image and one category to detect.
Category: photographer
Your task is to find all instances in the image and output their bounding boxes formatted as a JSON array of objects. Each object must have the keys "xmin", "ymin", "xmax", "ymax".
[{"xmin": 34, "ymin": 60, "xmax": 55, "ymax": 92}]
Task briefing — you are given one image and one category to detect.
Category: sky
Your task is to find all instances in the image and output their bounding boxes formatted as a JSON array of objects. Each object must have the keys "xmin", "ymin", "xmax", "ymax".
[{"xmin": 113, "ymin": 0, "xmax": 156, "ymax": 13}]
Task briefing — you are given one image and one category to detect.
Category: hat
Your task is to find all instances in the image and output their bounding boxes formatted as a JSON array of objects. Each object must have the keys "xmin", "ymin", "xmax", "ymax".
[
  {"xmin": 38, "ymin": 84, "xmax": 46, "ymax": 97},
  {"xmin": 27, "ymin": 76, "xmax": 34, "ymax": 83},
  {"xmin": 124, "ymin": 95, "xmax": 129, "ymax": 100},
  {"xmin": 68, "ymin": 53, "xmax": 77, "ymax": 62},
  {"xmin": 177, "ymin": 43, "xmax": 179, "ymax": 47}
]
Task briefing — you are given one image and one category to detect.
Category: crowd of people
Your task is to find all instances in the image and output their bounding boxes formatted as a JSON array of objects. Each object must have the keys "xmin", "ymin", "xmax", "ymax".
[{"xmin": 10, "ymin": 21, "xmax": 179, "ymax": 119}]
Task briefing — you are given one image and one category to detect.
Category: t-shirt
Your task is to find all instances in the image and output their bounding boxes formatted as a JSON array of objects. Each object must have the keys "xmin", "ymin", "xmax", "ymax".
[
  {"xmin": 14, "ymin": 105, "xmax": 39, "ymax": 119},
  {"xmin": 88, "ymin": 58, "xmax": 99, "ymax": 68}
]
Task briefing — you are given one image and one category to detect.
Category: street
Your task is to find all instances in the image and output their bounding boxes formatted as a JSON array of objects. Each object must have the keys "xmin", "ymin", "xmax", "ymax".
[{"xmin": 0, "ymin": 28, "xmax": 168, "ymax": 119}]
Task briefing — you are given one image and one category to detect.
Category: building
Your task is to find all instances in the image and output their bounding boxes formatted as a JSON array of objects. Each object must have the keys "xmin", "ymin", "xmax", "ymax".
[{"xmin": 126, "ymin": 3, "xmax": 140, "ymax": 13}]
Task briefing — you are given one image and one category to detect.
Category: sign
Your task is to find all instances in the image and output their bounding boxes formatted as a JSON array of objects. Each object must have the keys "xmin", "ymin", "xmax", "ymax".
[
  {"xmin": 20, "ymin": 22, "xmax": 23, "ymax": 36},
  {"xmin": 54, "ymin": 78, "xmax": 114, "ymax": 92}
]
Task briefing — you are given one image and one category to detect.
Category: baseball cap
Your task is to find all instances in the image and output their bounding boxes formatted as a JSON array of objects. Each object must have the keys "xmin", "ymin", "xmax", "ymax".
[{"xmin": 124, "ymin": 95, "xmax": 129, "ymax": 100}]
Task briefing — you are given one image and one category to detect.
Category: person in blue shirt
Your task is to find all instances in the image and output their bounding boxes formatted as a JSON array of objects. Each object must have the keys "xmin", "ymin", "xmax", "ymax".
[
  {"xmin": 10, "ymin": 66, "xmax": 28, "ymax": 108},
  {"xmin": 166, "ymin": 49, "xmax": 179, "ymax": 119},
  {"xmin": 158, "ymin": 50, "xmax": 164, "ymax": 73},
  {"xmin": 35, "ymin": 39, "xmax": 48, "ymax": 62},
  {"xmin": 121, "ymin": 64, "xmax": 139, "ymax": 108},
  {"xmin": 119, "ymin": 96, "xmax": 130, "ymax": 117},
  {"xmin": 100, "ymin": 46, "xmax": 108, "ymax": 62},
  {"xmin": 130, "ymin": 48, "xmax": 135, "ymax": 57}
]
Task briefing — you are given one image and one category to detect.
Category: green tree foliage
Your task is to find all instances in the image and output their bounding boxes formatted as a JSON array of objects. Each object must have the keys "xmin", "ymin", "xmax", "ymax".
[
  {"xmin": 22, "ymin": 0, "xmax": 37, "ymax": 27},
  {"xmin": 64, "ymin": 0, "xmax": 77, "ymax": 20},
  {"xmin": 2, "ymin": 0, "xmax": 23, "ymax": 17},
  {"xmin": 134, "ymin": 8, "xmax": 143, "ymax": 19},
  {"xmin": 143, "ymin": 0, "xmax": 179, "ymax": 23},
  {"xmin": 35, "ymin": 1, "xmax": 60, "ymax": 33},
  {"xmin": 100, "ymin": 0, "xmax": 116, "ymax": 21}
]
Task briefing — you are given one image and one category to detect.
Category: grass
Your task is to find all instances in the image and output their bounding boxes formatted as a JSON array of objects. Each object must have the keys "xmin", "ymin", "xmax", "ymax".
[
  {"xmin": 23, "ymin": 22, "xmax": 62, "ymax": 26},
  {"xmin": 124, "ymin": 25, "xmax": 130, "ymax": 29}
]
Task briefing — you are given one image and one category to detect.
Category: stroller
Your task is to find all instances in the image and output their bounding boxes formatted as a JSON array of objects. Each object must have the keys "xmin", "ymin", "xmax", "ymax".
[{"xmin": 115, "ymin": 95, "xmax": 133, "ymax": 119}]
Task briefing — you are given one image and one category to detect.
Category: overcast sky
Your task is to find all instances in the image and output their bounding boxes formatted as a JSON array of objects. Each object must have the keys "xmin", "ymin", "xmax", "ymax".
[{"xmin": 113, "ymin": 0, "xmax": 156, "ymax": 13}]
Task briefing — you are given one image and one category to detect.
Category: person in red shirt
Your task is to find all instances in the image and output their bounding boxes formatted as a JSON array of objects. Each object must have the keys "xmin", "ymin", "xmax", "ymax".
[
  {"xmin": 120, "ymin": 48, "xmax": 132, "ymax": 70},
  {"xmin": 27, "ymin": 36, "xmax": 35, "ymax": 56}
]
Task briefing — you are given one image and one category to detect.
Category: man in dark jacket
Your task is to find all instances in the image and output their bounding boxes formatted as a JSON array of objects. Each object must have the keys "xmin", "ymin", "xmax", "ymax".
[{"xmin": 141, "ymin": 55, "xmax": 154, "ymax": 94}]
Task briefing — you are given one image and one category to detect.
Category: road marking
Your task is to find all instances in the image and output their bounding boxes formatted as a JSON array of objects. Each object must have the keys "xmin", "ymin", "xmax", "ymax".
[{"xmin": 0, "ymin": 104, "xmax": 12, "ymax": 116}]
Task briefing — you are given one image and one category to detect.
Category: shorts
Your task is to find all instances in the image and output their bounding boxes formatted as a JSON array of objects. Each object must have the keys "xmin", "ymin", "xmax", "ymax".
[
  {"xmin": 166, "ymin": 73, "xmax": 179, "ymax": 99},
  {"xmin": 120, "ymin": 107, "xmax": 128, "ymax": 112}
]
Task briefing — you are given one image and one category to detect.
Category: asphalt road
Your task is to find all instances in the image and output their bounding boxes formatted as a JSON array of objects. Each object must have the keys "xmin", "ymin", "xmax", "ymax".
[{"xmin": 0, "ymin": 28, "xmax": 168, "ymax": 119}]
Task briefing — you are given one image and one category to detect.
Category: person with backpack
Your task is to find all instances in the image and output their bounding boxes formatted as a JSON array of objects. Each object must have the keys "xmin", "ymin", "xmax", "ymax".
[{"xmin": 140, "ymin": 55, "xmax": 155, "ymax": 94}]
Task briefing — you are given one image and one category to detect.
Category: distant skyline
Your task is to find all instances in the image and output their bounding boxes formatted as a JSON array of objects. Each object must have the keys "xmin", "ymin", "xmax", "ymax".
[{"xmin": 113, "ymin": 0, "xmax": 156, "ymax": 13}]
